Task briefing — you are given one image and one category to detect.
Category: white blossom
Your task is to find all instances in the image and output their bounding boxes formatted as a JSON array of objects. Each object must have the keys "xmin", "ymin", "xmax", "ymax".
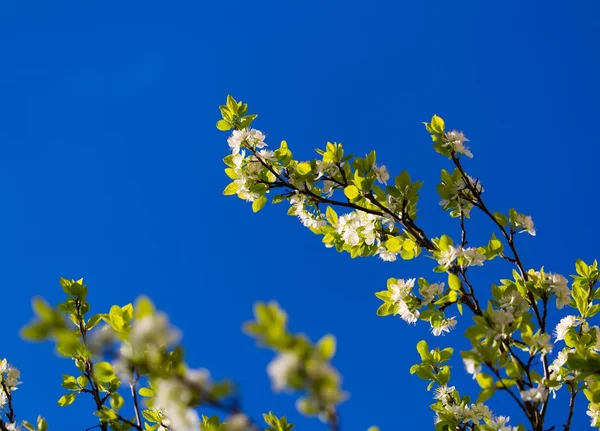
[
  {"xmin": 489, "ymin": 416, "xmax": 518, "ymax": 431},
  {"xmin": 154, "ymin": 378, "xmax": 200, "ymax": 431},
  {"xmin": 444, "ymin": 130, "xmax": 473, "ymax": 158},
  {"xmin": 267, "ymin": 352, "xmax": 299, "ymax": 392},
  {"xmin": 397, "ymin": 300, "xmax": 419, "ymax": 324},
  {"xmin": 431, "ymin": 317, "xmax": 457, "ymax": 336},
  {"xmin": 463, "ymin": 357, "xmax": 481, "ymax": 378},
  {"xmin": 376, "ymin": 247, "xmax": 398, "ymax": 262},
  {"xmin": 227, "ymin": 128, "xmax": 266, "ymax": 155},
  {"xmin": 554, "ymin": 315, "xmax": 581, "ymax": 342},
  {"xmin": 127, "ymin": 313, "xmax": 181, "ymax": 361},
  {"xmin": 373, "ymin": 164, "xmax": 390, "ymax": 185},
  {"xmin": 0, "ymin": 360, "xmax": 21, "ymax": 390},
  {"xmin": 514, "ymin": 213, "xmax": 536, "ymax": 236},
  {"xmin": 498, "ymin": 291, "xmax": 529, "ymax": 317},
  {"xmin": 290, "ymin": 194, "xmax": 326, "ymax": 230},
  {"xmin": 389, "ymin": 278, "xmax": 415, "ymax": 302},
  {"xmin": 437, "ymin": 246, "xmax": 460, "ymax": 268},
  {"xmin": 520, "ymin": 385, "xmax": 548, "ymax": 403},
  {"xmin": 548, "ymin": 274, "xmax": 570, "ymax": 309},
  {"xmin": 434, "ymin": 385, "xmax": 455, "ymax": 404},
  {"xmin": 588, "ymin": 404, "xmax": 600, "ymax": 427},
  {"xmin": 465, "ymin": 403, "xmax": 492, "ymax": 422},
  {"xmin": 461, "ymin": 247, "xmax": 486, "ymax": 267},
  {"xmin": 490, "ymin": 309, "xmax": 514, "ymax": 327},
  {"xmin": 336, "ymin": 211, "xmax": 380, "ymax": 247},
  {"xmin": 530, "ymin": 332, "xmax": 553, "ymax": 354},
  {"xmin": 420, "ymin": 282, "xmax": 444, "ymax": 305}
]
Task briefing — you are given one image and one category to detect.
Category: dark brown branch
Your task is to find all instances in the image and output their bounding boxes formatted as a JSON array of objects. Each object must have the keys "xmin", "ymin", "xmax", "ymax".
[{"xmin": 563, "ymin": 384, "xmax": 578, "ymax": 431}]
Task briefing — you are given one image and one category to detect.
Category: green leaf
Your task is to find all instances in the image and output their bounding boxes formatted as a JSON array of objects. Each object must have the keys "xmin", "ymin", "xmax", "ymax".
[
  {"xmin": 403, "ymin": 238, "xmax": 416, "ymax": 251},
  {"xmin": 477, "ymin": 387, "xmax": 496, "ymax": 403},
  {"xmin": 317, "ymin": 334, "xmax": 336, "ymax": 360},
  {"xmin": 252, "ymin": 195, "xmax": 267, "ymax": 213},
  {"xmin": 326, "ymin": 207, "xmax": 338, "ymax": 226},
  {"xmin": 62, "ymin": 375, "xmax": 78, "ymax": 390},
  {"xmin": 94, "ymin": 362, "xmax": 116, "ymax": 383},
  {"xmin": 344, "ymin": 185, "xmax": 359, "ymax": 200},
  {"xmin": 448, "ymin": 273, "xmax": 461, "ymax": 291},
  {"xmin": 385, "ymin": 237, "xmax": 402, "ymax": 252},
  {"xmin": 216, "ymin": 120, "xmax": 231, "ymax": 131},
  {"xmin": 223, "ymin": 182, "xmax": 239, "ymax": 196},
  {"xmin": 110, "ymin": 393, "xmax": 125, "ymax": 410},
  {"xmin": 296, "ymin": 163, "xmax": 312, "ymax": 176},
  {"xmin": 58, "ymin": 393, "xmax": 76, "ymax": 406},
  {"xmin": 431, "ymin": 115, "xmax": 445, "ymax": 134},
  {"xmin": 416, "ymin": 340, "xmax": 430, "ymax": 361},
  {"xmin": 493, "ymin": 212, "xmax": 508, "ymax": 226},
  {"xmin": 139, "ymin": 387, "xmax": 154, "ymax": 397},
  {"xmin": 135, "ymin": 296, "xmax": 155, "ymax": 320},
  {"xmin": 476, "ymin": 373, "xmax": 494, "ymax": 389}
]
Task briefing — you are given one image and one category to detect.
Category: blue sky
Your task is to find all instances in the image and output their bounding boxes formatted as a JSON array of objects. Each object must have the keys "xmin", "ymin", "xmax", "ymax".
[{"xmin": 1, "ymin": 1, "xmax": 600, "ymax": 430}]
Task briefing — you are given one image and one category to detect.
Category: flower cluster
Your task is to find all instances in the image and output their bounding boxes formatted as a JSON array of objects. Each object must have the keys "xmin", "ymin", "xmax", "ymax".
[
  {"xmin": 513, "ymin": 213, "xmax": 536, "ymax": 236},
  {"xmin": 443, "ymin": 131, "xmax": 472, "ymax": 158},
  {"xmin": 436, "ymin": 245, "xmax": 486, "ymax": 269},
  {"xmin": 0, "ymin": 359, "xmax": 20, "ymax": 416},
  {"xmin": 290, "ymin": 194, "xmax": 326, "ymax": 229},
  {"xmin": 227, "ymin": 128, "xmax": 266, "ymax": 155}
]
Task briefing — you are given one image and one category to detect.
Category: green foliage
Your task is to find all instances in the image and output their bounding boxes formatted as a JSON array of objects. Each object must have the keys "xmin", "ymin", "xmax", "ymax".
[{"xmin": 263, "ymin": 412, "xmax": 294, "ymax": 431}]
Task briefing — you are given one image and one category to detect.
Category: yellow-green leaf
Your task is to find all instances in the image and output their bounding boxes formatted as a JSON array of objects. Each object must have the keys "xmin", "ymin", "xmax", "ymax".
[
  {"xmin": 476, "ymin": 373, "xmax": 494, "ymax": 389},
  {"xmin": 252, "ymin": 195, "xmax": 267, "ymax": 213},
  {"xmin": 403, "ymin": 238, "xmax": 416, "ymax": 251},
  {"xmin": 223, "ymin": 182, "xmax": 239, "ymax": 196},
  {"xmin": 448, "ymin": 273, "xmax": 461, "ymax": 291},
  {"xmin": 385, "ymin": 237, "xmax": 402, "ymax": 252},
  {"xmin": 296, "ymin": 163, "xmax": 312, "ymax": 176},
  {"xmin": 431, "ymin": 114, "xmax": 445, "ymax": 134},
  {"xmin": 216, "ymin": 120, "xmax": 231, "ymax": 131},
  {"xmin": 317, "ymin": 334, "xmax": 337, "ymax": 360},
  {"xmin": 57, "ymin": 393, "xmax": 76, "ymax": 407},
  {"xmin": 94, "ymin": 362, "xmax": 116, "ymax": 383},
  {"xmin": 344, "ymin": 185, "xmax": 359, "ymax": 200}
]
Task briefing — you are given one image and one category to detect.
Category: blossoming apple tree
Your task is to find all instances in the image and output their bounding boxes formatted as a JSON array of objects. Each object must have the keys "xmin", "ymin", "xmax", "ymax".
[
  {"xmin": 2, "ymin": 95, "xmax": 600, "ymax": 431},
  {"xmin": 215, "ymin": 95, "xmax": 600, "ymax": 431}
]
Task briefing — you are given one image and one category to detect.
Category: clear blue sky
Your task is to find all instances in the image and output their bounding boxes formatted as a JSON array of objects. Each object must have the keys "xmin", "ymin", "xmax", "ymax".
[{"xmin": 1, "ymin": 1, "xmax": 599, "ymax": 430}]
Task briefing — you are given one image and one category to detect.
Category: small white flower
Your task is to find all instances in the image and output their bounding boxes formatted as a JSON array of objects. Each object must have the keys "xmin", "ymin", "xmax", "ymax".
[
  {"xmin": 437, "ymin": 246, "xmax": 460, "ymax": 268},
  {"xmin": 376, "ymin": 247, "xmax": 398, "ymax": 262},
  {"xmin": 520, "ymin": 385, "xmax": 548, "ymax": 403},
  {"xmin": 420, "ymin": 282, "xmax": 444, "ymax": 305},
  {"xmin": 431, "ymin": 317, "xmax": 457, "ymax": 336},
  {"xmin": 461, "ymin": 248, "xmax": 486, "ymax": 267},
  {"xmin": 444, "ymin": 130, "xmax": 473, "ymax": 158},
  {"xmin": 267, "ymin": 352, "xmax": 299, "ymax": 392},
  {"xmin": 545, "ymin": 274, "xmax": 570, "ymax": 309},
  {"xmin": 554, "ymin": 315, "xmax": 581, "ymax": 342},
  {"xmin": 498, "ymin": 291, "xmax": 529, "ymax": 317},
  {"xmin": 466, "ymin": 403, "xmax": 492, "ymax": 422},
  {"xmin": 549, "ymin": 348, "xmax": 572, "ymax": 376},
  {"xmin": 588, "ymin": 404, "xmax": 600, "ymax": 427},
  {"xmin": 389, "ymin": 278, "xmax": 415, "ymax": 302},
  {"xmin": 514, "ymin": 213, "xmax": 536, "ymax": 236},
  {"xmin": 463, "ymin": 357, "xmax": 481, "ymax": 378},
  {"xmin": 434, "ymin": 385, "xmax": 455, "ymax": 404},
  {"xmin": 373, "ymin": 164, "xmax": 390, "ymax": 185},
  {"xmin": 227, "ymin": 128, "xmax": 266, "ymax": 155},
  {"xmin": 397, "ymin": 300, "xmax": 419, "ymax": 324},
  {"xmin": 490, "ymin": 309, "xmax": 514, "ymax": 327},
  {"xmin": 531, "ymin": 332, "xmax": 553, "ymax": 354},
  {"xmin": 154, "ymin": 378, "xmax": 200, "ymax": 431}
]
